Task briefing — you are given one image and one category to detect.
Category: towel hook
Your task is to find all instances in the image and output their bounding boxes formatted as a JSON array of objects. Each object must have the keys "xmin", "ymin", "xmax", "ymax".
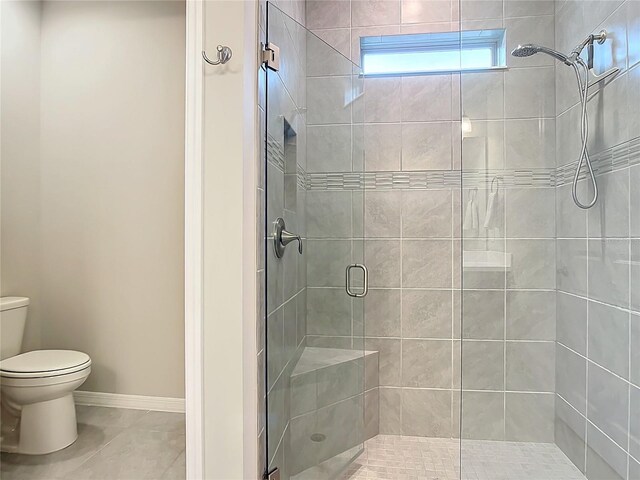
[{"xmin": 202, "ymin": 45, "xmax": 232, "ymax": 65}]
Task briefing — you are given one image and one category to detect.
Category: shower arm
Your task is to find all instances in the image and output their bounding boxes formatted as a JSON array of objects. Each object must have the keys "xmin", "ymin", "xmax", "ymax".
[
  {"xmin": 569, "ymin": 30, "xmax": 607, "ymax": 69},
  {"xmin": 567, "ymin": 30, "xmax": 619, "ymax": 99}
]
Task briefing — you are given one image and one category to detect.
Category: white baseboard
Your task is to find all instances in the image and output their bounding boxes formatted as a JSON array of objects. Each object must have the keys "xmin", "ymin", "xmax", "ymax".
[{"xmin": 74, "ymin": 391, "xmax": 185, "ymax": 413}]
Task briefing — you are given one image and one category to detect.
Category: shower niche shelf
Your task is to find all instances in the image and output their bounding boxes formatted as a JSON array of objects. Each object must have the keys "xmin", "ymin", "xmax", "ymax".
[{"xmin": 463, "ymin": 250, "xmax": 512, "ymax": 272}]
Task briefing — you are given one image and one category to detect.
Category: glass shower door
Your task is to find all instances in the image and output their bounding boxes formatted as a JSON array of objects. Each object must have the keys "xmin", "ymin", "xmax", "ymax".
[{"xmin": 263, "ymin": 4, "xmax": 366, "ymax": 479}]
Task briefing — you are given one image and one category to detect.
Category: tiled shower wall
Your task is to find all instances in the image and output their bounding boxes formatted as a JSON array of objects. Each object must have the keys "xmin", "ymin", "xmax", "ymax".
[
  {"xmin": 257, "ymin": 0, "xmax": 308, "ymax": 477},
  {"xmin": 305, "ymin": 0, "xmax": 560, "ymax": 441},
  {"xmin": 553, "ymin": 1, "xmax": 640, "ymax": 478},
  {"xmin": 460, "ymin": 0, "xmax": 558, "ymax": 444}
]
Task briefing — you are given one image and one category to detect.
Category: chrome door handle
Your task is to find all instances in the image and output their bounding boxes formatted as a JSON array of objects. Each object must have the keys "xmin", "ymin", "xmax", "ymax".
[
  {"xmin": 273, "ymin": 218, "xmax": 303, "ymax": 258},
  {"xmin": 346, "ymin": 264, "xmax": 368, "ymax": 298}
]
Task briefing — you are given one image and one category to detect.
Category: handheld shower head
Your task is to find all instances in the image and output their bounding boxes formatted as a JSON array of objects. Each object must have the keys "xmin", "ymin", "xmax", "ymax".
[
  {"xmin": 511, "ymin": 44, "xmax": 572, "ymax": 65},
  {"xmin": 511, "ymin": 40, "xmax": 602, "ymax": 209},
  {"xmin": 511, "ymin": 44, "xmax": 540, "ymax": 57}
]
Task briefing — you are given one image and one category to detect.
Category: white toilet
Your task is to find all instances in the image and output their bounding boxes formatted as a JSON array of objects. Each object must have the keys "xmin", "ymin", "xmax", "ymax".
[{"xmin": 0, "ymin": 297, "xmax": 91, "ymax": 455}]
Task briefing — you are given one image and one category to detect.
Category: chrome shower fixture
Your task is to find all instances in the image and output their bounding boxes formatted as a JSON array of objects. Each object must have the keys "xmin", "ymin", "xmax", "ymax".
[
  {"xmin": 511, "ymin": 44, "xmax": 571, "ymax": 65},
  {"xmin": 511, "ymin": 30, "xmax": 607, "ymax": 67},
  {"xmin": 510, "ymin": 31, "xmax": 610, "ymax": 209},
  {"xmin": 569, "ymin": 30, "xmax": 607, "ymax": 68}
]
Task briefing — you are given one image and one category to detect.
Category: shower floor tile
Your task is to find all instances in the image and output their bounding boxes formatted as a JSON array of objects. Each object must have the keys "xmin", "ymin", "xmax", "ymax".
[{"xmin": 342, "ymin": 435, "xmax": 586, "ymax": 480}]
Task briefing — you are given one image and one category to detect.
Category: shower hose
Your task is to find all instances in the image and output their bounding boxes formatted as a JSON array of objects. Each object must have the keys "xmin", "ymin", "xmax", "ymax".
[{"xmin": 570, "ymin": 56, "xmax": 598, "ymax": 209}]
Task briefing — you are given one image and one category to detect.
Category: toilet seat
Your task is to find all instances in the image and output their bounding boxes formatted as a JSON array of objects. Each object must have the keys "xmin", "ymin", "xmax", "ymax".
[{"xmin": 0, "ymin": 350, "xmax": 91, "ymax": 379}]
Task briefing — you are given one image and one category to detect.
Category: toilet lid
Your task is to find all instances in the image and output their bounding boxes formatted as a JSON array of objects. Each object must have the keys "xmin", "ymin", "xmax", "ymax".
[{"xmin": 0, "ymin": 350, "xmax": 91, "ymax": 378}]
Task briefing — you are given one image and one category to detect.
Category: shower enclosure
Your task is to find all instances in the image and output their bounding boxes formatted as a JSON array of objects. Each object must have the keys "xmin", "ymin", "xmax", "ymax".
[{"xmin": 260, "ymin": 0, "xmax": 640, "ymax": 479}]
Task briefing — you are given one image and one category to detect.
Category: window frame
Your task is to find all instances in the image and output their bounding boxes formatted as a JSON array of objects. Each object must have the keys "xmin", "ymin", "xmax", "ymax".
[{"xmin": 359, "ymin": 29, "xmax": 508, "ymax": 77}]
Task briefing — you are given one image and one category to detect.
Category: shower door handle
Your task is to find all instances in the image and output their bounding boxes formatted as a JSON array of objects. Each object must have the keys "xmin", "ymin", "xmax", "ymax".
[{"xmin": 346, "ymin": 264, "xmax": 368, "ymax": 298}]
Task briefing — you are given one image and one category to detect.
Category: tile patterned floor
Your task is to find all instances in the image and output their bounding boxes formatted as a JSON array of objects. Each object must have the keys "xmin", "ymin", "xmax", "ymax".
[
  {"xmin": 342, "ymin": 435, "xmax": 586, "ymax": 480},
  {"xmin": 0, "ymin": 406, "xmax": 185, "ymax": 480}
]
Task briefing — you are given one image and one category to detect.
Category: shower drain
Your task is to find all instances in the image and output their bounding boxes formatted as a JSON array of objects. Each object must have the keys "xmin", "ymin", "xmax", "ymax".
[{"xmin": 310, "ymin": 433, "xmax": 326, "ymax": 442}]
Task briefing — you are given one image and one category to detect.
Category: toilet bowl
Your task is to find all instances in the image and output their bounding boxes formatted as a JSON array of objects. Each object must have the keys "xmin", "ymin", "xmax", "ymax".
[
  {"xmin": 1, "ymin": 350, "xmax": 91, "ymax": 454},
  {"xmin": 0, "ymin": 297, "xmax": 92, "ymax": 455}
]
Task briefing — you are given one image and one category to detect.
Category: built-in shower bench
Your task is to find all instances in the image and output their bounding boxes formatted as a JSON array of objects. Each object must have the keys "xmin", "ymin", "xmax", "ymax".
[{"xmin": 288, "ymin": 347, "xmax": 379, "ymax": 479}]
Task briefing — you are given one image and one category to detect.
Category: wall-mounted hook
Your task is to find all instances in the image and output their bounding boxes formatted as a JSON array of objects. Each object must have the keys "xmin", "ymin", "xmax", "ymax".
[{"xmin": 202, "ymin": 45, "xmax": 232, "ymax": 65}]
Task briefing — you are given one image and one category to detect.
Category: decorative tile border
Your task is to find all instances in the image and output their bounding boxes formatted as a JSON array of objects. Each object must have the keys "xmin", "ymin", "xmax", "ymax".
[
  {"xmin": 297, "ymin": 166, "xmax": 307, "ymax": 190},
  {"xmin": 305, "ymin": 169, "xmax": 557, "ymax": 190},
  {"xmin": 266, "ymin": 134, "xmax": 308, "ymax": 190},
  {"xmin": 555, "ymin": 135, "xmax": 640, "ymax": 187},
  {"xmin": 268, "ymin": 135, "xmax": 640, "ymax": 191},
  {"xmin": 308, "ymin": 170, "xmax": 461, "ymax": 190},
  {"xmin": 267, "ymin": 135, "xmax": 285, "ymax": 172},
  {"xmin": 462, "ymin": 169, "xmax": 555, "ymax": 189}
]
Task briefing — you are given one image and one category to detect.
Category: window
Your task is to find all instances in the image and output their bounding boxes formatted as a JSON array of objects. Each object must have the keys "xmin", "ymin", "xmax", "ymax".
[{"xmin": 360, "ymin": 29, "xmax": 507, "ymax": 76}]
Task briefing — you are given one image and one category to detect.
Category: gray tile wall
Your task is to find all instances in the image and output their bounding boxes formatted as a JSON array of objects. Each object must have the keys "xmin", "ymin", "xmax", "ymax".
[
  {"xmin": 554, "ymin": 1, "xmax": 640, "ymax": 479},
  {"xmin": 303, "ymin": 11, "xmax": 365, "ymax": 353},
  {"xmin": 258, "ymin": 1, "xmax": 308, "ymax": 478}
]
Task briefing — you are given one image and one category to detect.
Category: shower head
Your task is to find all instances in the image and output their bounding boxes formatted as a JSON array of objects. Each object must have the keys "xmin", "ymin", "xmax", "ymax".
[
  {"xmin": 511, "ymin": 44, "xmax": 572, "ymax": 65},
  {"xmin": 511, "ymin": 44, "xmax": 539, "ymax": 57}
]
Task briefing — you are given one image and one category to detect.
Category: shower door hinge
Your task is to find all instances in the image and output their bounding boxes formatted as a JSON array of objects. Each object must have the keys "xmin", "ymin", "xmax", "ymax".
[
  {"xmin": 264, "ymin": 467, "xmax": 280, "ymax": 480},
  {"xmin": 262, "ymin": 42, "xmax": 280, "ymax": 71}
]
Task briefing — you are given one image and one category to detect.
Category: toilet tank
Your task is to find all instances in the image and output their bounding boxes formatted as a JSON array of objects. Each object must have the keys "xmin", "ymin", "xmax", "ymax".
[{"xmin": 0, "ymin": 297, "xmax": 30, "ymax": 360}]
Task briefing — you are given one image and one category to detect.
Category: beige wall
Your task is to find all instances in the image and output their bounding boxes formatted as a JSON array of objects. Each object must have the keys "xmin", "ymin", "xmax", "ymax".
[
  {"xmin": 201, "ymin": 0, "xmax": 259, "ymax": 477},
  {"xmin": 1, "ymin": 0, "xmax": 44, "ymax": 351},
  {"xmin": 1, "ymin": 0, "xmax": 186, "ymax": 398}
]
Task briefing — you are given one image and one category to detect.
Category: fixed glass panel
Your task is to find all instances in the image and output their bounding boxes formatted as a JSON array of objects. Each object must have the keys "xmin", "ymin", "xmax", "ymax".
[
  {"xmin": 264, "ymin": 4, "xmax": 366, "ymax": 479},
  {"xmin": 459, "ymin": 6, "xmax": 560, "ymax": 475}
]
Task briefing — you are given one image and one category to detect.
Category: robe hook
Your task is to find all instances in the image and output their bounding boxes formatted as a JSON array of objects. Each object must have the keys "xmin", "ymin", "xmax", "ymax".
[{"xmin": 203, "ymin": 45, "xmax": 232, "ymax": 65}]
